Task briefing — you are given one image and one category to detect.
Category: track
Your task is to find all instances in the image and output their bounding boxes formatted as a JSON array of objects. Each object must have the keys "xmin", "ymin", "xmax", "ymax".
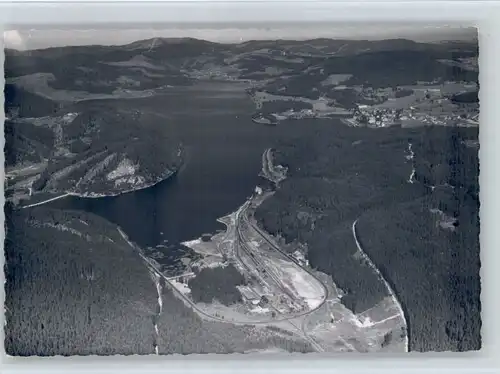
[
  {"xmin": 121, "ymin": 201, "xmax": 328, "ymax": 352},
  {"xmin": 243, "ymin": 210, "xmax": 329, "ymax": 313},
  {"xmin": 236, "ymin": 217, "xmax": 298, "ymax": 303},
  {"xmin": 237, "ymin": 202, "xmax": 327, "ymax": 352},
  {"xmin": 120, "ymin": 228, "xmax": 322, "ymax": 328}
]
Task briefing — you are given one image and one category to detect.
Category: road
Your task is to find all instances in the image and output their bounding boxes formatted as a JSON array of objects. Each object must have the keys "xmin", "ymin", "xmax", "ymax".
[
  {"xmin": 118, "ymin": 189, "xmax": 385, "ymax": 353},
  {"xmin": 119, "ymin": 198, "xmax": 328, "ymax": 352},
  {"xmin": 237, "ymin": 200, "xmax": 327, "ymax": 352},
  {"xmin": 236, "ymin": 217, "xmax": 298, "ymax": 303},
  {"xmin": 235, "ymin": 208, "xmax": 325, "ymax": 352},
  {"xmin": 242, "ymin": 206, "xmax": 329, "ymax": 312},
  {"xmin": 20, "ymin": 193, "xmax": 71, "ymax": 209},
  {"xmin": 119, "ymin": 227, "xmax": 318, "ymax": 329},
  {"xmin": 351, "ymin": 219, "xmax": 409, "ymax": 352}
]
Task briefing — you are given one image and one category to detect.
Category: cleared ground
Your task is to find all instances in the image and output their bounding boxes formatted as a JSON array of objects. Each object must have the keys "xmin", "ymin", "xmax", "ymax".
[{"xmin": 178, "ymin": 186, "xmax": 407, "ymax": 353}]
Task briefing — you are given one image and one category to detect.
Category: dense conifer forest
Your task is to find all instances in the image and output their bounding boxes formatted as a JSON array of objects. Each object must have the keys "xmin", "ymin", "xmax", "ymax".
[{"xmin": 254, "ymin": 120, "xmax": 480, "ymax": 351}]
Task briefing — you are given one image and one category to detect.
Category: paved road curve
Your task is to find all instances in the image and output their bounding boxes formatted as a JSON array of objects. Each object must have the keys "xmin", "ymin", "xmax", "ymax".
[{"xmin": 351, "ymin": 219, "xmax": 409, "ymax": 352}]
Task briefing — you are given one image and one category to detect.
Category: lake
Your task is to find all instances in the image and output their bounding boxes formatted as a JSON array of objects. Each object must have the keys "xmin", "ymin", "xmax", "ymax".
[{"xmin": 48, "ymin": 82, "xmax": 280, "ymax": 249}]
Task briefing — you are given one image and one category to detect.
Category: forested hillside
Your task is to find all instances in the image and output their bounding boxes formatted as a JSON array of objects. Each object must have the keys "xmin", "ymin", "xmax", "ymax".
[
  {"xmin": 355, "ymin": 125, "xmax": 481, "ymax": 351},
  {"xmin": 189, "ymin": 264, "xmax": 246, "ymax": 306},
  {"xmin": 5, "ymin": 98, "xmax": 184, "ymax": 198},
  {"xmin": 4, "ymin": 205, "xmax": 159, "ymax": 355},
  {"xmin": 259, "ymin": 47, "xmax": 478, "ymax": 100},
  {"xmin": 5, "ymin": 35, "xmax": 480, "ymax": 354},
  {"xmin": 254, "ymin": 119, "xmax": 480, "ymax": 351},
  {"xmin": 4, "ymin": 205, "xmax": 314, "ymax": 355},
  {"xmin": 256, "ymin": 121, "xmax": 422, "ymax": 312},
  {"xmin": 156, "ymin": 281, "xmax": 313, "ymax": 354}
]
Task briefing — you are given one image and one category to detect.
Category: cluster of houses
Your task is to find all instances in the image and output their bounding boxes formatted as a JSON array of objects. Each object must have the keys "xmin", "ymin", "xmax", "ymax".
[
  {"xmin": 348, "ymin": 95, "xmax": 478, "ymax": 128},
  {"xmin": 349, "ymin": 106, "xmax": 403, "ymax": 127}
]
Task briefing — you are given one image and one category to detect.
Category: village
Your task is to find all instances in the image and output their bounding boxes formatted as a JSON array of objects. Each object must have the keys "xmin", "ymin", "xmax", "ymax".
[{"xmin": 343, "ymin": 82, "xmax": 479, "ymax": 128}]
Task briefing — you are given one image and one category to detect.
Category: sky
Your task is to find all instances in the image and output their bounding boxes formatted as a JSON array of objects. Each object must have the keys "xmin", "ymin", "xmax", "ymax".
[{"xmin": 3, "ymin": 25, "xmax": 477, "ymax": 51}]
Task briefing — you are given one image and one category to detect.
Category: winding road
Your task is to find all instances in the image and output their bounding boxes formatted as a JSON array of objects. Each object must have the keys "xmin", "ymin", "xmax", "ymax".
[
  {"xmin": 351, "ymin": 219, "xmax": 409, "ymax": 352},
  {"xmin": 117, "ymin": 146, "xmax": 406, "ymax": 353},
  {"xmin": 120, "ymin": 195, "xmax": 329, "ymax": 352}
]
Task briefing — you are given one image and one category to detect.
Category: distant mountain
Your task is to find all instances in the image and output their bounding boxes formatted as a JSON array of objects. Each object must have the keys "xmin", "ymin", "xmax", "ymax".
[
  {"xmin": 4, "ymin": 35, "xmax": 480, "ymax": 355},
  {"xmin": 5, "ymin": 37, "xmax": 478, "ymax": 92},
  {"xmin": 258, "ymin": 47, "xmax": 478, "ymax": 100},
  {"xmin": 4, "ymin": 36, "xmax": 478, "ymax": 199}
]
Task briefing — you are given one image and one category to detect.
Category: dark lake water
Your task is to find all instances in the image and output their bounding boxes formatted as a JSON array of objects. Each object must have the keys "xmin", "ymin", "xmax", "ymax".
[{"xmin": 48, "ymin": 82, "xmax": 281, "ymax": 248}]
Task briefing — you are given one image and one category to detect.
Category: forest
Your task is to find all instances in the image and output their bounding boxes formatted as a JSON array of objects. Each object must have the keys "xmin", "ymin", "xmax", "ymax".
[
  {"xmin": 4, "ymin": 36, "xmax": 480, "ymax": 354},
  {"xmin": 6, "ymin": 98, "xmax": 184, "ymax": 197},
  {"xmin": 4, "ymin": 119, "xmax": 54, "ymax": 167},
  {"xmin": 256, "ymin": 120, "xmax": 423, "ymax": 312},
  {"xmin": 254, "ymin": 119, "xmax": 480, "ymax": 351},
  {"xmin": 188, "ymin": 264, "xmax": 246, "ymax": 306},
  {"xmin": 259, "ymin": 47, "xmax": 478, "ymax": 100},
  {"xmin": 4, "ymin": 206, "xmax": 159, "ymax": 355},
  {"xmin": 4, "ymin": 84, "xmax": 62, "ymax": 118},
  {"xmin": 4, "ymin": 204, "xmax": 312, "ymax": 355},
  {"xmin": 156, "ymin": 280, "xmax": 313, "ymax": 354}
]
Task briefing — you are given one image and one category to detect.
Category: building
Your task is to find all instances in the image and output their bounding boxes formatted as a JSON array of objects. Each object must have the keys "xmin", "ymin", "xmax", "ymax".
[
  {"xmin": 238, "ymin": 286, "xmax": 260, "ymax": 304},
  {"xmin": 258, "ymin": 295, "xmax": 269, "ymax": 307}
]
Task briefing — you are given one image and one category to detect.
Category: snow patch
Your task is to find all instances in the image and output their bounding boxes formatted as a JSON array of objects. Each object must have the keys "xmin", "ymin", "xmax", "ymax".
[
  {"xmin": 430, "ymin": 208, "xmax": 458, "ymax": 231},
  {"xmin": 114, "ymin": 175, "xmax": 146, "ymax": 188},
  {"xmin": 352, "ymin": 315, "xmax": 374, "ymax": 328},
  {"xmin": 181, "ymin": 238, "xmax": 202, "ymax": 248},
  {"xmin": 155, "ymin": 276, "xmax": 163, "ymax": 314},
  {"xmin": 405, "ymin": 143, "xmax": 415, "ymax": 161},
  {"xmin": 276, "ymin": 260, "xmax": 325, "ymax": 310},
  {"xmin": 106, "ymin": 158, "xmax": 137, "ymax": 180},
  {"xmin": 406, "ymin": 143, "xmax": 416, "ymax": 184},
  {"xmin": 78, "ymin": 153, "xmax": 117, "ymax": 187},
  {"xmin": 171, "ymin": 280, "xmax": 191, "ymax": 295},
  {"xmin": 62, "ymin": 112, "xmax": 79, "ymax": 123},
  {"xmin": 292, "ymin": 250, "xmax": 309, "ymax": 266},
  {"xmin": 408, "ymin": 168, "xmax": 416, "ymax": 184},
  {"xmin": 320, "ymin": 74, "xmax": 353, "ymax": 86},
  {"xmin": 152, "ymin": 272, "xmax": 163, "ymax": 355},
  {"xmin": 352, "ymin": 314, "xmax": 399, "ymax": 328},
  {"xmin": 31, "ymin": 221, "xmax": 90, "ymax": 241},
  {"xmin": 249, "ymin": 306, "xmax": 270, "ymax": 314}
]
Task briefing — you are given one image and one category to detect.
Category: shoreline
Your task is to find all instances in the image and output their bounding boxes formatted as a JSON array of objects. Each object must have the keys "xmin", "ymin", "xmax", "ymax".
[{"xmin": 18, "ymin": 168, "xmax": 179, "ymax": 210}]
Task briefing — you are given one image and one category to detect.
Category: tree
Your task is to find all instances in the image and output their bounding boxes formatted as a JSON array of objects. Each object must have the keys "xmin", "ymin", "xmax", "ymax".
[{"xmin": 381, "ymin": 332, "xmax": 393, "ymax": 348}]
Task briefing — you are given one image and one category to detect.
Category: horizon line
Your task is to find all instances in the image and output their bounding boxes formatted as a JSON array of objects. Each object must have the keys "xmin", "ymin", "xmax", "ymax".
[{"xmin": 4, "ymin": 26, "xmax": 478, "ymax": 51}]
